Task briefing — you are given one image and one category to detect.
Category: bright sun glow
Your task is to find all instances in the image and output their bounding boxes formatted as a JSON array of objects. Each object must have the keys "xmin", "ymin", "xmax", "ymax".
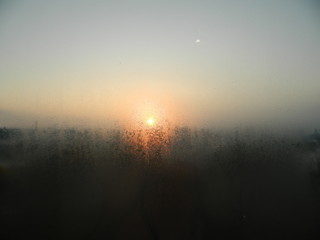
[{"xmin": 147, "ymin": 118, "xmax": 155, "ymax": 126}]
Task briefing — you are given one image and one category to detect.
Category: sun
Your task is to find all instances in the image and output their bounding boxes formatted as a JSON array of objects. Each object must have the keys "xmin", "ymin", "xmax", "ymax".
[{"xmin": 147, "ymin": 118, "xmax": 155, "ymax": 126}]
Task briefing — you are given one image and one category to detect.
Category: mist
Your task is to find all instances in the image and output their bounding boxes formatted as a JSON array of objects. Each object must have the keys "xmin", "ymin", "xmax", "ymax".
[{"xmin": 1, "ymin": 1, "xmax": 320, "ymax": 239}]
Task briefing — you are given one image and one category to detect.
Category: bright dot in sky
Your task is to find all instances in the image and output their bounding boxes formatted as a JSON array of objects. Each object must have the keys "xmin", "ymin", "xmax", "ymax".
[
  {"xmin": 147, "ymin": 118, "xmax": 155, "ymax": 126},
  {"xmin": 196, "ymin": 39, "xmax": 200, "ymax": 43}
]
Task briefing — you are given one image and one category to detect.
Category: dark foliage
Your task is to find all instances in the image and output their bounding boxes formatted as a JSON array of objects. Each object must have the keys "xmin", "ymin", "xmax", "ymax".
[{"xmin": 0, "ymin": 127, "xmax": 320, "ymax": 239}]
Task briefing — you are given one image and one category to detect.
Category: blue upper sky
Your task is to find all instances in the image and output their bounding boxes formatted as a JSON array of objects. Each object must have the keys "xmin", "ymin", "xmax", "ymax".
[{"xmin": 0, "ymin": 0, "xmax": 319, "ymax": 129}]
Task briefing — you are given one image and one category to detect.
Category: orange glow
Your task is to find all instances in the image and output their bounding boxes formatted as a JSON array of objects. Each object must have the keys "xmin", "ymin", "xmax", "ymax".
[
  {"xmin": 117, "ymin": 92, "xmax": 181, "ymax": 130},
  {"xmin": 147, "ymin": 118, "xmax": 155, "ymax": 126},
  {"xmin": 104, "ymin": 76, "xmax": 193, "ymax": 130},
  {"xmin": 120, "ymin": 121, "xmax": 173, "ymax": 164},
  {"xmin": 119, "ymin": 97, "xmax": 175, "ymax": 163}
]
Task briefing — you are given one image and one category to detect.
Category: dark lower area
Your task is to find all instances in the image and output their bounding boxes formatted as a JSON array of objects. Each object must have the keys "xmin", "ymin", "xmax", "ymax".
[{"xmin": 1, "ymin": 158, "xmax": 320, "ymax": 240}]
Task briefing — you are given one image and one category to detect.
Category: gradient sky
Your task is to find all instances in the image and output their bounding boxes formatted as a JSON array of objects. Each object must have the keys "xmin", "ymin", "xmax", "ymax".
[{"xmin": 0, "ymin": 0, "xmax": 319, "ymax": 129}]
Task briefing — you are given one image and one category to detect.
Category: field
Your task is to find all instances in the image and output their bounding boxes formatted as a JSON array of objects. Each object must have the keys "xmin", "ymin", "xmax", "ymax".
[{"xmin": 1, "ymin": 126, "xmax": 320, "ymax": 239}]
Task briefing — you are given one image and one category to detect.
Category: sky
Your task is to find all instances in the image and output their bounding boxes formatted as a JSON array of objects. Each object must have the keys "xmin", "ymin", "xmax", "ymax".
[{"xmin": 0, "ymin": 0, "xmax": 319, "ymax": 129}]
